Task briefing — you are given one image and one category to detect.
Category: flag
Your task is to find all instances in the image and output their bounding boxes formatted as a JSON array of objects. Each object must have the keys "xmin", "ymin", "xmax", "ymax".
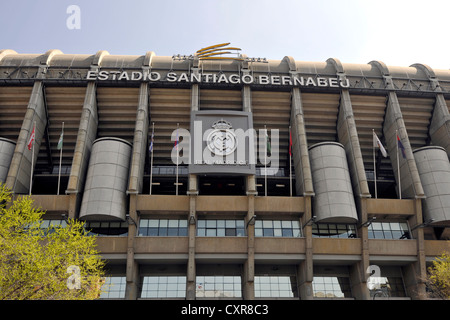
[
  {"xmin": 397, "ymin": 134, "xmax": 406, "ymax": 159},
  {"xmin": 373, "ymin": 131, "xmax": 387, "ymax": 157},
  {"xmin": 57, "ymin": 131, "xmax": 63, "ymax": 150},
  {"xmin": 265, "ymin": 129, "xmax": 271, "ymax": 154},
  {"xmin": 149, "ymin": 131, "xmax": 154, "ymax": 153},
  {"xmin": 27, "ymin": 125, "xmax": 35, "ymax": 151},
  {"xmin": 289, "ymin": 128, "xmax": 292, "ymax": 157}
]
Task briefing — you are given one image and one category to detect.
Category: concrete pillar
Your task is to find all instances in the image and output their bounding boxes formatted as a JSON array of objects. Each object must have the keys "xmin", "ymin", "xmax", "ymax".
[
  {"xmin": 298, "ymin": 196, "xmax": 313, "ymax": 299},
  {"xmin": 6, "ymin": 81, "xmax": 47, "ymax": 194},
  {"xmin": 125, "ymin": 193, "xmax": 139, "ymax": 300},
  {"xmin": 429, "ymin": 94, "xmax": 450, "ymax": 156},
  {"xmin": 128, "ymin": 82, "xmax": 149, "ymax": 194},
  {"xmin": 66, "ymin": 81, "xmax": 98, "ymax": 218},
  {"xmin": 384, "ymin": 92, "xmax": 425, "ymax": 199},
  {"xmin": 328, "ymin": 58, "xmax": 371, "ymax": 204},
  {"xmin": 411, "ymin": 63, "xmax": 450, "ymax": 157},
  {"xmin": 186, "ymin": 60, "xmax": 200, "ymax": 299},
  {"xmin": 352, "ymin": 197, "xmax": 371, "ymax": 300},
  {"xmin": 370, "ymin": 60, "xmax": 425, "ymax": 199},
  {"xmin": 244, "ymin": 194, "xmax": 255, "ymax": 300},
  {"xmin": 290, "ymin": 87, "xmax": 314, "ymax": 196}
]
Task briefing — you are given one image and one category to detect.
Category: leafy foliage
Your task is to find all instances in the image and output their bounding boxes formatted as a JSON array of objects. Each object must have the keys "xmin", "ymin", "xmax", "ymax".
[
  {"xmin": 0, "ymin": 183, "xmax": 105, "ymax": 299},
  {"xmin": 426, "ymin": 252, "xmax": 450, "ymax": 299}
]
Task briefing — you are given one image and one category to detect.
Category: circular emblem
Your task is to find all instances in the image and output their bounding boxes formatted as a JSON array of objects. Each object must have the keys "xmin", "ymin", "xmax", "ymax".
[{"xmin": 206, "ymin": 119, "xmax": 237, "ymax": 156}]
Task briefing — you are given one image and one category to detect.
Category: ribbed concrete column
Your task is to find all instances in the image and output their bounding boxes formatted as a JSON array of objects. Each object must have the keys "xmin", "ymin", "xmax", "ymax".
[
  {"xmin": 327, "ymin": 58, "xmax": 371, "ymax": 202},
  {"xmin": 66, "ymin": 82, "xmax": 98, "ymax": 217},
  {"xmin": 370, "ymin": 60, "xmax": 425, "ymax": 199},
  {"xmin": 186, "ymin": 57, "xmax": 200, "ymax": 299},
  {"xmin": 6, "ymin": 81, "xmax": 47, "ymax": 194},
  {"xmin": 411, "ymin": 63, "xmax": 450, "ymax": 157},
  {"xmin": 430, "ymin": 94, "xmax": 450, "ymax": 156},
  {"xmin": 127, "ymin": 82, "xmax": 149, "ymax": 194},
  {"xmin": 241, "ymin": 58, "xmax": 256, "ymax": 299},
  {"xmin": 298, "ymin": 196, "xmax": 313, "ymax": 300},
  {"xmin": 125, "ymin": 193, "xmax": 139, "ymax": 300},
  {"xmin": 384, "ymin": 92, "xmax": 425, "ymax": 198},
  {"xmin": 290, "ymin": 88, "xmax": 314, "ymax": 196}
]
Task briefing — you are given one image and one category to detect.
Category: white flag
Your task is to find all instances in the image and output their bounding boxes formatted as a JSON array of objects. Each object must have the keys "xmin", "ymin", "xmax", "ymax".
[{"xmin": 373, "ymin": 131, "xmax": 387, "ymax": 157}]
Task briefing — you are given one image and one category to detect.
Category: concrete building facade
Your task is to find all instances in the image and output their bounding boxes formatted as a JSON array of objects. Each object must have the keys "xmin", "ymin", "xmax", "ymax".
[{"xmin": 0, "ymin": 48, "xmax": 449, "ymax": 300}]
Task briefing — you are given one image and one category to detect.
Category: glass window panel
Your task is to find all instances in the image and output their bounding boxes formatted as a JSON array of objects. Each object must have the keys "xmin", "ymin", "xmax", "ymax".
[
  {"xmin": 217, "ymin": 220, "xmax": 225, "ymax": 228},
  {"xmin": 225, "ymin": 228, "xmax": 236, "ymax": 236},
  {"xmin": 197, "ymin": 228, "xmax": 206, "ymax": 236},
  {"xmin": 159, "ymin": 219, "xmax": 168, "ymax": 228},
  {"xmin": 148, "ymin": 228, "xmax": 158, "ymax": 236},
  {"xmin": 281, "ymin": 221, "xmax": 291, "ymax": 228},
  {"xmin": 225, "ymin": 220, "xmax": 236, "ymax": 228},
  {"xmin": 206, "ymin": 220, "xmax": 216, "ymax": 228},
  {"xmin": 148, "ymin": 219, "xmax": 158, "ymax": 227},
  {"xmin": 292, "ymin": 220, "xmax": 300, "ymax": 228},
  {"xmin": 263, "ymin": 220, "xmax": 273, "ymax": 228},
  {"xmin": 263, "ymin": 228, "xmax": 274, "ymax": 237},
  {"xmin": 293, "ymin": 229, "xmax": 301, "ymax": 237},
  {"xmin": 390, "ymin": 222, "xmax": 401, "ymax": 230},
  {"xmin": 274, "ymin": 228, "xmax": 282, "ymax": 237},
  {"xmin": 236, "ymin": 228, "xmax": 245, "ymax": 236},
  {"xmin": 206, "ymin": 229, "xmax": 216, "ymax": 236},
  {"xmin": 282, "ymin": 229, "xmax": 293, "ymax": 237},
  {"xmin": 179, "ymin": 219, "xmax": 188, "ymax": 228},
  {"xmin": 400, "ymin": 222, "xmax": 409, "ymax": 232},
  {"xmin": 167, "ymin": 228, "xmax": 178, "ymax": 236},
  {"xmin": 159, "ymin": 228, "xmax": 168, "ymax": 236},
  {"xmin": 168, "ymin": 220, "xmax": 178, "ymax": 227},
  {"xmin": 382, "ymin": 222, "xmax": 391, "ymax": 231},
  {"xmin": 255, "ymin": 228, "xmax": 263, "ymax": 237},
  {"xmin": 273, "ymin": 220, "xmax": 282, "ymax": 228},
  {"xmin": 383, "ymin": 230, "xmax": 393, "ymax": 239},
  {"xmin": 217, "ymin": 228, "xmax": 226, "ymax": 236},
  {"xmin": 179, "ymin": 227, "xmax": 188, "ymax": 236},
  {"xmin": 236, "ymin": 220, "xmax": 245, "ymax": 228},
  {"xmin": 374, "ymin": 231, "xmax": 384, "ymax": 239},
  {"xmin": 255, "ymin": 220, "xmax": 262, "ymax": 228},
  {"xmin": 198, "ymin": 220, "xmax": 206, "ymax": 228}
]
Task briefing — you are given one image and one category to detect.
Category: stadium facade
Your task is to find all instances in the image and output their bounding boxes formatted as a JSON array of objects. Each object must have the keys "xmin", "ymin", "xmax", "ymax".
[{"xmin": 0, "ymin": 47, "xmax": 449, "ymax": 300}]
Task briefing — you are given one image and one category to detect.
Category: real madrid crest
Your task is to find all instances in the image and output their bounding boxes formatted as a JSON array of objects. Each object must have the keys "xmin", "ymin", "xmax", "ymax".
[{"xmin": 206, "ymin": 119, "xmax": 237, "ymax": 156}]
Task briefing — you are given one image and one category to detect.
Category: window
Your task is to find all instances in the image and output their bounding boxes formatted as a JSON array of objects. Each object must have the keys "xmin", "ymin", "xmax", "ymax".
[
  {"xmin": 312, "ymin": 276, "xmax": 352, "ymax": 298},
  {"xmin": 254, "ymin": 276, "xmax": 297, "ymax": 298},
  {"xmin": 39, "ymin": 219, "xmax": 67, "ymax": 234},
  {"xmin": 368, "ymin": 222, "xmax": 410, "ymax": 239},
  {"xmin": 84, "ymin": 221, "xmax": 128, "ymax": 236},
  {"xmin": 197, "ymin": 219, "xmax": 245, "ymax": 237},
  {"xmin": 100, "ymin": 276, "xmax": 126, "ymax": 299},
  {"xmin": 369, "ymin": 277, "xmax": 407, "ymax": 298},
  {"xmin": 255, "ymin": 220, "xmax": 301, "ymax": 237},
  {"xmin": 138, "ymin": 219, "xmax": 188, "ymax": 236},
  {"xmin": 140, "ymin": 276, "xmax": 186, "ymax": 298},
  {"xmin": 196, "ymin": 276, "xmax": 242, "ymax": 298},
  {"xmin": 312, "ymin": 223, "xmax": 357, "ymax": 238}
]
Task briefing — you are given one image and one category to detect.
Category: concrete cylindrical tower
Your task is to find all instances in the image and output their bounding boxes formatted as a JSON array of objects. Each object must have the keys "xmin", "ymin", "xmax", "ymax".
[
  {"xmin": 309, "ymin": 142, "xmax": 358, "ymax": 223},
  {"xmin": 0, "ymin": 137, "xmax": 16, "ymax": 183},
  {"xmin": 413, "ymin": 146, "xmax": 450, "ymax": 225},
  {"xmin": 80, "ymin": 137, "xmax": 132, "ymax": 221}
]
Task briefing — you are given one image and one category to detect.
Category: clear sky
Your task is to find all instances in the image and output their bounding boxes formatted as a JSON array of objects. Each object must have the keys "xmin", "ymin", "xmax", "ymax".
[{"xmin": 1, "ymin": 0, "xmax": 450, "ymax": 69}]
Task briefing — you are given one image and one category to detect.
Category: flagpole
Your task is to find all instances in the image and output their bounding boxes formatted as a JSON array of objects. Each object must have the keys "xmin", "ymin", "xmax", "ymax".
[
  {"xmin": 29, "ymin": 121, "xmax": 36, "ymax": 196},
  {"xmin": 264, "ymin": 125, "xmax": 267, "ymax": 197},
  {"xmin": 149, "ymin": 122, "xmax": 154, "ymax": 195},
  {"xmin": 289, "ymin": 126, "xmax": 292, "ymax": 197},
  {"xmin": 373, "ymin": 129, "xmax": 377, "ymax": 199},
  {"xmin": 397, "ymin": 130, "xmax": 402, "ymax": 199},
  {"xmin": 176, "ymin": 123, "xmax": 179, "ymax": 196},
  {"xmin": 57, "ymin": 122, "xmax": 64, "ymax": 195}
]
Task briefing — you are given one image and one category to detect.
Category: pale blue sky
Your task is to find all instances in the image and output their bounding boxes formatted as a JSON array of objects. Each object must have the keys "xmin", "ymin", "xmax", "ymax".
[{"xmin": 1, "ymin": 0, "xmax": 450, "ymax": 69}]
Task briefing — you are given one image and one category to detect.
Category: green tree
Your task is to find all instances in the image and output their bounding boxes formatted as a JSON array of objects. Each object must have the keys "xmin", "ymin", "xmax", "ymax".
[
  {"xmin": 0, "ymin": 183, "xmax": 105, "ymax": 299},
  {"xmin": 426, "ymin": 252, "xmax": 450, "ymax": 299}
]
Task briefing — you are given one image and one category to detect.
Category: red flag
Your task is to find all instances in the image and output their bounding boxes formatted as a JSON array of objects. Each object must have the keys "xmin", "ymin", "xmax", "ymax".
[{"xmin": 27, "ymin": 125, "xmax": 35, "ymax": 151}]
